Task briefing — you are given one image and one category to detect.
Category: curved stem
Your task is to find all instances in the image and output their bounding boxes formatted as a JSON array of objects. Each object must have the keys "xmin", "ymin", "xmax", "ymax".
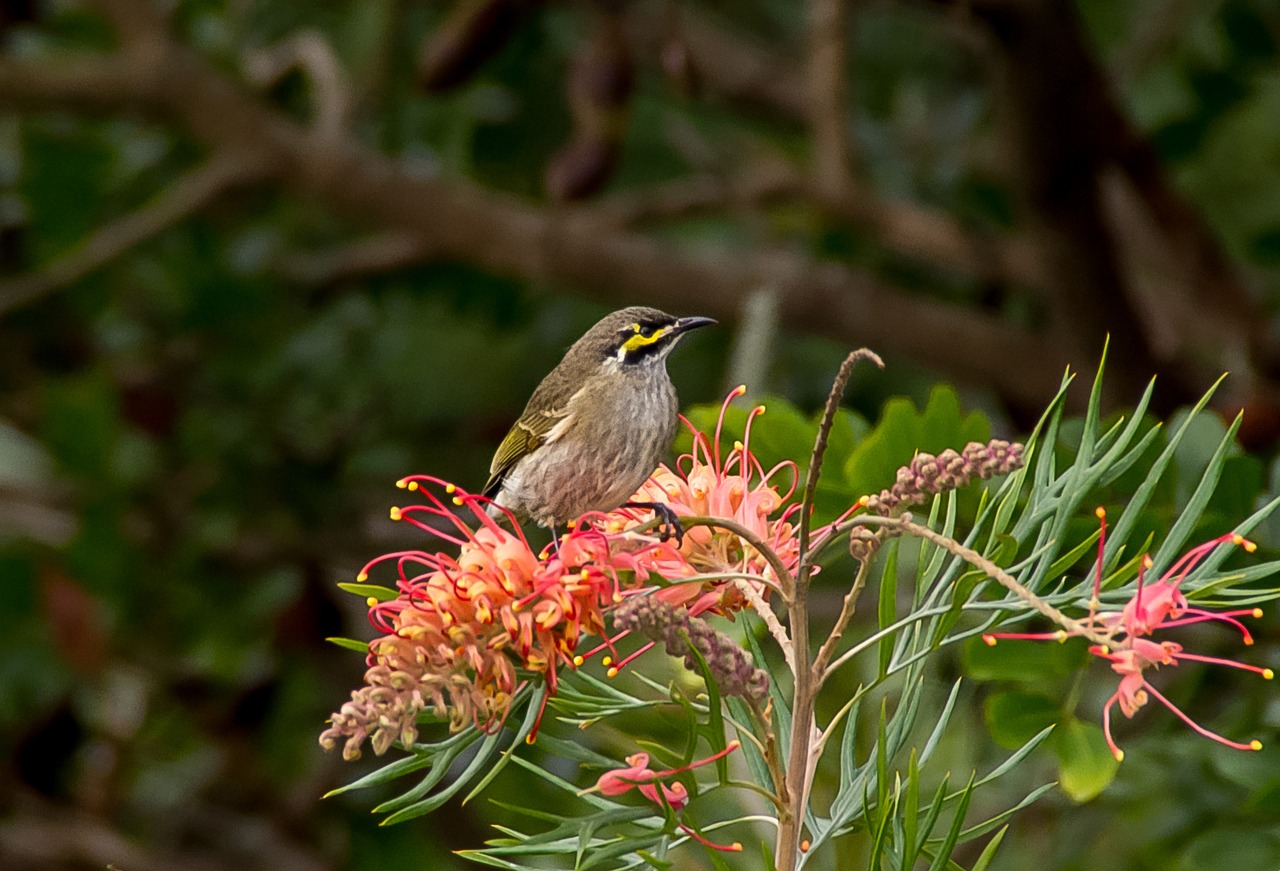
[
  {"xmin": 734, "ymin": 579, "xmax": 795, "ymax": 672},
  {"xmin": 796, "ymin": 348, "xmax": 884, "ymax": 580},
  {"xmin": 678, "ymin": 515, "xmax": 797, "ymax": 601}
]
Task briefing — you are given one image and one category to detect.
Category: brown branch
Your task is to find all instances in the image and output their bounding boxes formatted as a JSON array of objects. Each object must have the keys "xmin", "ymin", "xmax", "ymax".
[
  {"xmin": 626, "ymin": 0, "xmax": 1045, "ymax": 290},
  {"xmin": 808, "ymin": 0, "xmax": 855, "ymax": 193},
  {"xmin": 0, "ymin": 3, "xmax": 1077, "ymax": 406},
  {"xmin": 244, "ymin": 29, "xmax": 352, "ymax": 145},
  {"xmin": 275, "ymin": 231, "xmax": 432, "ymax": 288},
  {"xmin": 0, "ymin": 152, "xmax": 262, "ymax": 317},
  {"xmin": 624, "ymin": 2, "xmax": 807, "ymax": 119}
]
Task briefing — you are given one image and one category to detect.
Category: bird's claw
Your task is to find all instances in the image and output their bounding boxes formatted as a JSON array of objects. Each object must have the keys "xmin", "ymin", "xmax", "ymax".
[{"xmin": 624, "ymin": 501, "xmax": 684, "ymax": 546}]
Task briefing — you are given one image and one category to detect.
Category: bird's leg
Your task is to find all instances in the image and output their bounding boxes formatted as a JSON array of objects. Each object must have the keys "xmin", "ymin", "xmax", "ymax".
[
  {"xmin": 544, "ymin": 519, "xmax": 564, "ymax": 560},
  {"xmin": 623, "ymin": 501, "xmax": 684, "ymax": 546}
]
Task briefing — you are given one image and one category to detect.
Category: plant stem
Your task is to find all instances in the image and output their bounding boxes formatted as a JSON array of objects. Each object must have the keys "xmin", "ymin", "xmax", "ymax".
[
  {"xmin": 812, "ymin": 556, "xmax": 871, "ymax": 685},
  {"xmin": 855, "ymin": 514, "xmax": 1113, "ymax": 646},
  {"xmin": 797, "ymin": 348, "xmax": 884, "ymax": 581},
  {"xmin": 777, "ymin": 350, "xmax": 882, "ymax": 871}
]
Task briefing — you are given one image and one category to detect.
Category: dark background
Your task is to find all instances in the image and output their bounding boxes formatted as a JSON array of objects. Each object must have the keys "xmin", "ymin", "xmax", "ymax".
[{"xmin": 2, "ymin": 0, "xmax": 1280, "ymax": 868}]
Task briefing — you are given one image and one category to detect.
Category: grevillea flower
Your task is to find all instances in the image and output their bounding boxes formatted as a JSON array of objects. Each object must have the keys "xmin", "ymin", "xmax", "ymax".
[
  {"xmin": 594, "ymin": 741, "xmax": 743, "ymax": 852},
  {"xmin": 985, "ymin": 509, "xmax": 1272, "ymax": 761},
  {"xmin": 606, "ymin": 386, "xmax": 803, "ymax": 617},
  {"xmin": 320, "ymin": 477, "xmax": 688, "ymax": 760}
]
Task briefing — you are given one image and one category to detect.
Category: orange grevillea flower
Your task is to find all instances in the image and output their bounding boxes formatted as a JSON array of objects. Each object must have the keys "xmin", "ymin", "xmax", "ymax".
[
  {"xmin": 607, "ymin": 386, "xmax": 806, "ymax": 617},
  {"xmin": 320, "ymin": 477, "xmax": 686, "ymax": 760},
  {"xmin": 595, "ymin": 741, "xmax": 743, "ymax": 852},
  {"xmin": 985, "ymin": 509, "xmax": 1272, "ymax": 761}
]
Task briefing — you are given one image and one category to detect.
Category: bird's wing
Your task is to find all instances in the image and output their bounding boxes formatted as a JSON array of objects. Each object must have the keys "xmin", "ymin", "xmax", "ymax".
[{"xmin": 482, "ymin": 402, "xmax": 573, "ymax": 500}]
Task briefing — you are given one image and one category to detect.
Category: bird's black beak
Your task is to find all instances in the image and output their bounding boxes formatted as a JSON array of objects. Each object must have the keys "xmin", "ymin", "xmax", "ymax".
[{"xmin": 671, "ymin": 316, "xmax": 717, "ymax": 335}]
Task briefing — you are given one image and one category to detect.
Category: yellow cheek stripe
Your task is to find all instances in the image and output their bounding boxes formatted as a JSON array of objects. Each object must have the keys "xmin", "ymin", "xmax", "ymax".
[{"xmin": 621, "ymin": 326, "xmax": 671, "ymax": 353}]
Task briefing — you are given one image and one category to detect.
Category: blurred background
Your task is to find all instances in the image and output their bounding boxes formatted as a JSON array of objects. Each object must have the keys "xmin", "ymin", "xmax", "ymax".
[{"xmin": 3, "ymin": 0, "xmax": 1280, "ymax": 868}]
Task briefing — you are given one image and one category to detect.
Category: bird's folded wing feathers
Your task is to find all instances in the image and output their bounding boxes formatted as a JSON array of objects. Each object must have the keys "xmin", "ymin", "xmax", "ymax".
[{"xmin": 482, "ymin": 406, "xmax": 573, "ymax": 500}]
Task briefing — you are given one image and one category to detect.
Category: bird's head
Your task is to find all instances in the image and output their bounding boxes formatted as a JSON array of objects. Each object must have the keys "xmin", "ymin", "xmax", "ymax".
[{"xmin": 589, "ymin": 306, "xmax": 717, "ymax": 367}]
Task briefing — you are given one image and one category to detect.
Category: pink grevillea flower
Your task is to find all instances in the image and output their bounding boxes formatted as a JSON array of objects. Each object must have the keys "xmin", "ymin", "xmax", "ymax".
[
  {"xmin": 606, "ymin": 386, "xmax": 806, "ymax": 618},
  {"xmin": 320, "ymin": 477, "xmax": 687, "ymax": 760},
  {"xmin": 595, "ymin": 741, "xmax": 743, "ymax": 852},
  {"xmin": 985, "ymin": 508, "xmax": 1273, "ymax": 761}
]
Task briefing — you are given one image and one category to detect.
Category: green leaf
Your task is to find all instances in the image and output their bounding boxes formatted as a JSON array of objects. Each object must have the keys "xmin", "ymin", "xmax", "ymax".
[
  {"xmin": 336, "ymin": 582, "xmax": 399, "ymax": 601},
  {"xmin": 878, "ymin": 540, "xmax": 899, "ymax": 677},
  {"xmin": 1052, "ymin": 718, "xmax": 1119, "ymax": 802},
  {"xmin": 969, "ymin": 825, "xmax": 1008, "ymax": 871},
  {"xmin": 843, "ymin": 385, "xmax": 990, "ymax": 499},
  {"xmin": 983, "ymin": 691, "xmax": 1060, "ymax": 749},
  {"xmin": 324, "ymin": 636, "xmax": 369, "ymax": 653},
  {"xmin": 961, "ymin": 635, "xmax": 1089, "ymax": 683}
]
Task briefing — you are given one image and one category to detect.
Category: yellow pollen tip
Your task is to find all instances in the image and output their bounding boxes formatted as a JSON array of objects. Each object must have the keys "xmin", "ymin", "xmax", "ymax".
[
  {"xmin": 1055, "ymin": 631, "xmax": 1068, "ymax": 643},
  {"xmin": 1263, "ymin": 669, "xmax": 1274, "ymax": 680},
  {"xmin": 1113, "ymin": 749, "xmax": 1125, "ymax": 762},
  {"xmin": 1099, "ymin": 645, "xmax": 1110, "ymax": 654},
  {"xmin": 389, "ymin": 507, "xmax": 402, "ymax": 521},
  {"xmin": 366, "ymin": 597, "xmax": 378, "ymax": 607},
  {"xmin": 396, "ymin": 479, "xmax": 407, "ymax": 489},
  {"xmin": 512, "ymin": 602, "xmax": 522, "ymax": 612},
  {"xmin": 757, "ymin": 405, "xmax": 766, "ymax": 414},
  {"xmin": 1244, "ymin": 540, "xmax": 1258, "ymax": 552},
  {"xmin": 857, "ymin": 495, "xmax": 869, "ymax": 507},
  {"xmin": 356, "ymin": 572, "xmax": 368, "ymax": 582},
  {"xmin": 1143, "ymin": 555, "xmax": 1154, "ymax": 569},
  {"xmin": 606, "ymin": 666, "xmax": 619, "ymax": 678},
  {"xmin": 601, "ymin": 656, "xmax": 613, "ymax": 666},
  {"xmin": 525, "ymin": 734, "xmax": 536, "ymax": 745},
  {"xmin": 1251, "ymin": 740, "xmax": 1263, "ymax": 751},
  {"xmin": 612, "ymin": 593, "xmax": 622, "ymax": 603},
  {"xmin": 982, "ymin": 635, "xmax": 997, "ymax": 646},
  {"xmin": 1253, "ymin": 608, "xmax": 1264, "ymax": 618},
  {"xmin": 727, "ymin": 739, "xmax": 741, "ymax": 750},
  {"xmin": 800, "ymin": 840, "xmax": 810, "ymax": 853},
  {"xmin": 408, "ymin": 481, "xmax": 418, "ymax": 490},
  {"xmin": 446, "ymin": 483, "xmax": 456, "ymax": 493},
  {"xmin": 733, "ymin": 440, "xmax": 744, "ymax": 452},
  {"xmin": 573, "ymin": 655, "xmax": 584, "ymax": 667},
  {"xmin": 729, "ymin": 843, "xmax": 743, "ymax": 852},
  {"xmin": 452, "ymin": 496, "xmax": 463, "ymax": 506},
  {"xmin": 733, "ymin": 384, "xmax": 747, "ymax": 396},
  {"xmin": 566, "ymin": 519, "xmax": 576, "ymax": 528},
  {"xmin": 1095, "ymin": 506, "xmax": 1106, "ymax": 519},
  {"xmin": 581, "ymin": 569, "xmax": 590, "ymax": 580}
]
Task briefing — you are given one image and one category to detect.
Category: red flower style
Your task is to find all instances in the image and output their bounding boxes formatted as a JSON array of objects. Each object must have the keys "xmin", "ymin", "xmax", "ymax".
[
  {"xmin": 595, "ymin": 741, "xmax": 743, "ymax": 852},
  {"xmin": 985, "ymin": 509, "xmax": 1273, "ymax": 761},
  {"xmin": 607, "ymin": 386, "xmax": 807, "ymax": 617},
  {"xmin": 320, "ymin": 477, "xmax": 687, "ymax": 759}
]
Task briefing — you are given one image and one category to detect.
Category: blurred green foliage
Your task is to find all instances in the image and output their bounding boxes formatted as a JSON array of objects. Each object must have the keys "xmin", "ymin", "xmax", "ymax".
[{"xmin": 3, "ymin": 0, "xmax": 1280, "ymax": 868}]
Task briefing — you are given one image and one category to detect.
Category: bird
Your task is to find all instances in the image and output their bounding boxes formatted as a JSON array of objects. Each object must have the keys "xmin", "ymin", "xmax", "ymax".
[{"xmin": 482, "ymin": 306, "xmax": 715, "ymax": 540}]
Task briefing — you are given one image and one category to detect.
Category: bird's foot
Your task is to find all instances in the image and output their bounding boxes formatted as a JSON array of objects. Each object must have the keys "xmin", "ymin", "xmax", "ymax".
[{"xmin": 623, "ymin": 501, "xmax": 685, "ymax": 546}]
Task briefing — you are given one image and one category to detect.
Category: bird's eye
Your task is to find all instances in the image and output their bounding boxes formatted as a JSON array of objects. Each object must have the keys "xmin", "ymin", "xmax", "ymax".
[{"xmin": 637, "ymin": 323, "xmax": 657, "ymax": 338}]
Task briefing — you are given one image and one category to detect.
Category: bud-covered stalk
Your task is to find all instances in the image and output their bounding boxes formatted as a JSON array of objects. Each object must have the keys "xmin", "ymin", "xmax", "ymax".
[{"xmin": 613, "ymin": 594, "xmax": 770, "ymax": 703}]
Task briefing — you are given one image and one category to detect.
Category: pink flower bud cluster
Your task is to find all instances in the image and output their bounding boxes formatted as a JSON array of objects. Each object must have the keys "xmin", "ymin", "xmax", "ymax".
[
  {"xmin": 864, "ymin": 440, "xmax": 1024, "ymax": 516},
  {"xmin": 613, "ymin": 594, "xmax": 770, "ymax": 703},
  {"xmin": 850, "ymin": 440, "xmax": 1024, "ymax": 561}
]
